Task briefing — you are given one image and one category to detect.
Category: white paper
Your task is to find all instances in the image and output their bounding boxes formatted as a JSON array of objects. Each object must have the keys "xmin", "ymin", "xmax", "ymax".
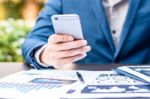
[
  {"xmin": 0, "ymin": 70, "xmax": 150, "ymax": 99},
  {"xmin": 117, "ymin": 66, "xmax": 150, "ymax": 82},
  {"xmin": 0, "ymin": 69, "xmax": 78, "ymax": 99},
  {"xmin": 62, "ymin": 71, "xmax": 150, "ymax": 99}
]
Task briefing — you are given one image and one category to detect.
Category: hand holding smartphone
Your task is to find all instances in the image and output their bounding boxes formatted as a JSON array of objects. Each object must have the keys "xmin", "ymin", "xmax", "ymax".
[
  {"xmin": 51, "ymin": 14, "xmax": 84, "ymax": 39},
  {"xmin": 40, "ymin": 14, "xmax": 90, "ymax": 68}
]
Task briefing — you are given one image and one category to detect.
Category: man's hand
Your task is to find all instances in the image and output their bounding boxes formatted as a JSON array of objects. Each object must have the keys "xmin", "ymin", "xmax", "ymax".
[{"xmin": 40, "ymin": 34, "xmax": 91, "ymax": 68}]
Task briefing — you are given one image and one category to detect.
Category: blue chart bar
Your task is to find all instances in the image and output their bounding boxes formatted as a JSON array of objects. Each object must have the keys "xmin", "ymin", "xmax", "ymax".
[{"xmin": 0, "ymin": 82, "xmax": 63, "ymax": 93}]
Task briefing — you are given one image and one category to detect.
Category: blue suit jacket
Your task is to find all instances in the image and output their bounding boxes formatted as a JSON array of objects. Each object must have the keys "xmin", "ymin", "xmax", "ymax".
[{"xmin": 22, "ymin": 0, "xmax": 150, "ymax": 69}]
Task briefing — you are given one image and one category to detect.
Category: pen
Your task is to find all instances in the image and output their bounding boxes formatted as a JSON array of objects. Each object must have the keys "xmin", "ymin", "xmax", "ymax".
[{"xmin": 76, "ymin": 72, "xmax": 84, "ymax": 84}]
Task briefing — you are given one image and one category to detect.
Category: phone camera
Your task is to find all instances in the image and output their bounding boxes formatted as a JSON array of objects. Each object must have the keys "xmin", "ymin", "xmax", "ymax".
[{"xmin": 55, "ymin": 17, "xmax": 58, "ymax": 20}]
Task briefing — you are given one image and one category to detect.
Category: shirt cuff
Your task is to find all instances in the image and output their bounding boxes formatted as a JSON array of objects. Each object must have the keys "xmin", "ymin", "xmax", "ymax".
[{"xmin": 35, "ymin": 44, "xmax": 50, "ymax": 67}]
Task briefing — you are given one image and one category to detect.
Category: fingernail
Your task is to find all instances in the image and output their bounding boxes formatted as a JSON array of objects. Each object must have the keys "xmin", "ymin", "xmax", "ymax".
[
  {"xmin": 86, "ymin": 46, "xmax": 91, "ymax": 51},
  {"xmin": 77, "ymin": 53, "xmax": 87, "ymax": 61},
  {"xmin": 83, "ymin": 46, "xmax": 91, "ymax": 52},
  {"xmin": 82, "ymin": 40, "xmax": 87, "ymax": 45},
  {"xmin": 82, "ymin": 53, "xmax": 87, "ymax": 57}
]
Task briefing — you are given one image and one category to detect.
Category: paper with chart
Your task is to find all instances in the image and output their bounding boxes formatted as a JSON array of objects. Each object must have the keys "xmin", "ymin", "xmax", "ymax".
[
  {"xmin": 62, "ymin": 71, "xmax": 150, "ymax": 98},
  {"xmin": 0, "ymin": 69, "xmax": 150, "ymax": 99},
  {"xmin": 0, "ymin": 69, "xmax": 79, "ymax": 99}
]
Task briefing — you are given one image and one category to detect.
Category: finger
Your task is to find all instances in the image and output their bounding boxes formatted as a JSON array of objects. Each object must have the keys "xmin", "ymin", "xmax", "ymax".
[
  {"xmin": 49, "ymin": 40, "xmax": 88, "ymax": 51},
  {"xmin": 54, "ymin": 54, "xmax": 87, "ymax": 67},
  {"xmin": 54, "ymin": 46, "xmax": 91, "ymax": 59},
  {"xmin": 61, "ymin": 53, "xmax": 87, "ymax": 64},
  {"xmin": 48, "ymin": 34, "xmax": 74, "ymax": 43}
]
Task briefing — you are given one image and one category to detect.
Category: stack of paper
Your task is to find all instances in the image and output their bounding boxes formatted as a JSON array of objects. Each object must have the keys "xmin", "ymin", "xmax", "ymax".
[
  {"xmin": 0, "ymin": 69, "xmax": 150, "ymax": 99},
  {"xmin": 61, "ymin": 71, "xmax": 150, "ymax": 99},
  {"xmin": 114, "ymin": 66, "xmax": 150, "ymax": 83}
]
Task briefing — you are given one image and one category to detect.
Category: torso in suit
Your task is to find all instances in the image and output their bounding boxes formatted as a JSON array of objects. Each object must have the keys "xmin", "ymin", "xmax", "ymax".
[{"xmin": 22, "ymin": 0, "xmax": 150, "ymax": 69}]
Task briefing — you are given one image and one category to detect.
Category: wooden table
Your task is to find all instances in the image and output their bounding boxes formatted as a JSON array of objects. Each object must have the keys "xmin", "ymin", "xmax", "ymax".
[
  {"xmin": 0, "ymin": 62, "xmax": 123, "ymax": 78},
  {"xmin": 0, "ymin": 62, "xmax": 31, "ymax": 78}
]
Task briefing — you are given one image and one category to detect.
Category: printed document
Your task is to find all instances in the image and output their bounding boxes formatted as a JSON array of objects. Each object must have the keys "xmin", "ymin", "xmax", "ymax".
[{"xmin": 0, "ymin": 70, "xmax": 150, "ymax": 99}]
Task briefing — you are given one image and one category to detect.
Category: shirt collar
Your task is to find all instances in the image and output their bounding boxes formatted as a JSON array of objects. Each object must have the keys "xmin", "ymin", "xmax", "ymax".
[{"xmin": 104, "ymin": 0, "xmax": 123, "ymax": 7}]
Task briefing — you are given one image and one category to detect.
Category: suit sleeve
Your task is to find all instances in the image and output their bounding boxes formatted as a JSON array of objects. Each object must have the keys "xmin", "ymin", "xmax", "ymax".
[{"xmin": 22, "ymin": 0, "xmax": 62, "ymax": 69}]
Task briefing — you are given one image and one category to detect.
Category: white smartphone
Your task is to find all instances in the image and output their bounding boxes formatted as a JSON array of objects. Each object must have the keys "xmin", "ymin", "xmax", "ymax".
[{"xmin": 51, "ymin": 14, "xmax": 84, "ymax": 39}]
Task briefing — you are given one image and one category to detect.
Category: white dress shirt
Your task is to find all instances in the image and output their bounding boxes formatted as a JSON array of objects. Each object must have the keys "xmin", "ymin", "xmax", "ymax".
[
  {"xmin": 35, "ymin": 0, "xmax": 129, "ymax": 67},
  {"xmin": 103, "ymin": 0, "xmax": 129, "ymax": 48}
]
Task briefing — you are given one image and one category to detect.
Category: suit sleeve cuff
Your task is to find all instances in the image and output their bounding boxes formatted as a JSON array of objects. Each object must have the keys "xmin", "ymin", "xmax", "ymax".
[{"xmin": 34, "ymin": 44, "xmax": 50, "ymax": 67}]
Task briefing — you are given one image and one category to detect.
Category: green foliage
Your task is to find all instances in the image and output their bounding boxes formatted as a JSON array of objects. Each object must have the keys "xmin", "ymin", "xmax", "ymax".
[
  {"xmin": 1, "ymin": 0, "xmax": 24, "ymax": 19},
  {"xmin": 0, "ymin": 0, "xmax": 44, "ymax": 20},
  {"xmin": 0, "ymin": 19, "xmax": 32, "ymax": 62}
]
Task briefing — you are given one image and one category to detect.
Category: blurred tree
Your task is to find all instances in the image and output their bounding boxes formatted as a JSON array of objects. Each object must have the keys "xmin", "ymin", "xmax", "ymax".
[
  {"xmin": 0, "ymin": 0, "xmax": 45, "ymax": 21},
  {"xmin": 0, "ymin": 0, "xmax": 24, "ymax": 20},
  {"xmin": 0, "ymin": 0, "xmax": 46, "ymax": 62},
  {"xmin": 22, "ymin": 0, "xmax": 39, "ymax": 22},
  {"xmin": 0, "ymin": 3, "xmax": 6, "ymax": 19}
]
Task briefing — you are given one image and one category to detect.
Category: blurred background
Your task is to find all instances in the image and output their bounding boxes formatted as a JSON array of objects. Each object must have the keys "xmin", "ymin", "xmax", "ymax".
[{"xmin": 0, "ymin": 0, "xmax": 46, "ymax": 62}]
